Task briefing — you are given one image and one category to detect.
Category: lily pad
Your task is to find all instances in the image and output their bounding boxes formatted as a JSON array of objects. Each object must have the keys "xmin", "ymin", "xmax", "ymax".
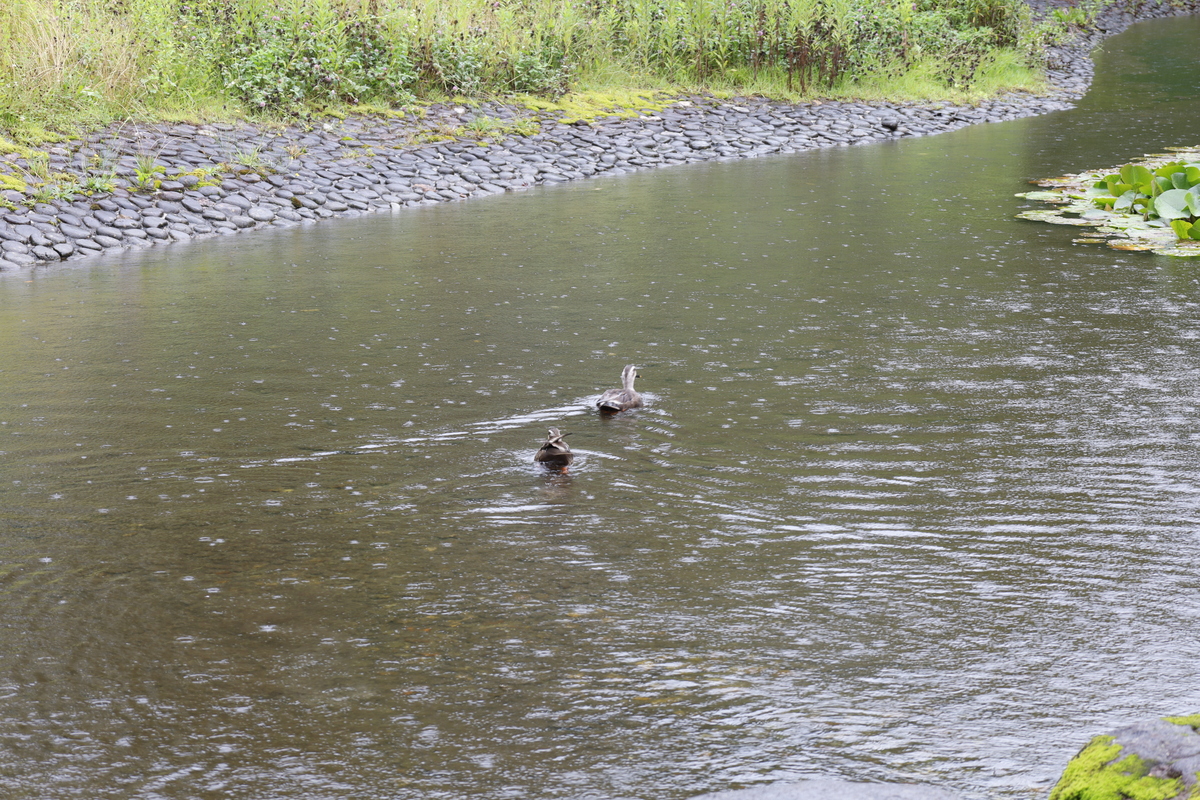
[
  {"xmin": 1016, "ymin": 209, "xmax": 1098, "ymax": 226},
  {"xmin": 1155, "ymin": 188, "xmax": 1192, "ymax": 220},
  {"xmin": 1020, "ymin": 190, "xmax": 1069, "ymax": 202},
  {"xmin": 1017, "ymin": 146, "xmax": 1200, "ymax": 257}
]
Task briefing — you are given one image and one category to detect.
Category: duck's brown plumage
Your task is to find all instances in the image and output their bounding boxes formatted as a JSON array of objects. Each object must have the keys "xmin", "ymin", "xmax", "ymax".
[
  {"xmin": 534, "ymin": 427, "xmax": 574, "ymax": 469},
  {"xmin": 597, "ymin": 364, "xmax": 643, "ymax": 414}
]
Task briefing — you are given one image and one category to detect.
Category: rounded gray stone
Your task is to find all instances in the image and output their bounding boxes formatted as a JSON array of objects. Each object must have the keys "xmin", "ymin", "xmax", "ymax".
[
  {"xmin": 59, "ymin": 223, "xmax": 91, "ymax": 239},
  {"xmin": 3, "ymin": 250, "xmax": 37, "ymax": 265},
  {"xmin": 1109, "ymin": 719, "xmax": 1200, "ymax": 765}
]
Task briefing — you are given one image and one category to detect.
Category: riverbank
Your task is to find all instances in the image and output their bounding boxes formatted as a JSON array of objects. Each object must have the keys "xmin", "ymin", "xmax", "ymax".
[{"xmin": 1, "ymin": 0, "xmax": 1197, "ymax": 273}]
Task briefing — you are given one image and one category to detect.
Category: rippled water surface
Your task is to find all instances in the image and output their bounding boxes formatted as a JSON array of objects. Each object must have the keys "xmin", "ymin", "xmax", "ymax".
[{"xmin": 3, "ymin": 17, "xmax": 1200, "ymax": 800}]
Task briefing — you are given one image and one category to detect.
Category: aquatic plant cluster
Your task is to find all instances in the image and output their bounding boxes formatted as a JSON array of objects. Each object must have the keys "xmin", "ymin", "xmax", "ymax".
[
  {"xmin": 1089, "ymin": 160, "xmax": 1200, "ymax": 239},
  {"xmin": 1017, "ymin": 147, "xmax": 1200, "ymax": 257},
  {"xmin": 0, "ymin": 0, "xmax": 1046, "ymax": 132}
]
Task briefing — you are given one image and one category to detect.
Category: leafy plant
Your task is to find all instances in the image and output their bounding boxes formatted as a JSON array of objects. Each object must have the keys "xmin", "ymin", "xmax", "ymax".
[
  {"xmin": 1016, "ymin": 147, "xmax": 1200, "ymax": 257},
  {"xmin": 207, "ymin": 2, "xmax": 417, "ymax": 112},
  {"xmin": 1086, "ymin": 159, "xmax": 1200, "ymax": 238},
  {"xmin": 426, "ymin": 34, "xmax": 490, "ymax": 96},
  {"xmin": 0, "ymin": 0, "xmax": 1048, "ymax": 136},
  {"xmin": 507, "ymin": 42, "xmax": 570, "ymax": 95},
  {"xmin": 82, "ymin": 173, "xmax": 116, "ymax": 193},
  {"xmin": 231, "ymin": 145, "xmax": 276, "ymax": 175},
  {"xmin": 461, "ymin": 114, "xmax": 541, "ymax": 139},
  {"xmin": 21, "ymin": 150, "xmax": 52, "ymax": 181},
  {"xmin": 133, "ymin": 151, "xmax": 161, "ymax": 190},
  {"xmin": 1050, "ymin": 0, "xmax": 1112, "ymax": 28},
  {"xmin": 31, "ymin": 178, "xmax": 81, "ymax": 202}
]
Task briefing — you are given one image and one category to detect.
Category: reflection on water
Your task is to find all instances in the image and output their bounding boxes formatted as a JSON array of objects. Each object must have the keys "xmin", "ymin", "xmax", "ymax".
[{"xmin": 2, "ymin": 16, "xmax": 1200, "ymax": 800}]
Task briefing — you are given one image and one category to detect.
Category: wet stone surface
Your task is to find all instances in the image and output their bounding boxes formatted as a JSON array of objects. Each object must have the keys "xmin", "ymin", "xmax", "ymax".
[{"xmin": 0, "ymin": 0, "xmax": 1196, "ymax": 271}]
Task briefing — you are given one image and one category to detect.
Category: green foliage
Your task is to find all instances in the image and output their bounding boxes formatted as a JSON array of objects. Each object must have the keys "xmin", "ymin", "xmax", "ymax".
[
  {"xmin": 1086, "ymin": 158, "xmax": 1200, "ymax": 238},
  {"xmin": 460, "ymin": 114, "xmax": 541, "ymax": 139},
  {"xmin": 1050, "ymin": 0, "xmax": 1113, "ymax": 28},
  {"xmin": 0, "ymin": 0, "xmax": 1051, "ymax": 136},
  {"xmin": 424, "ymin": 33, "xmax": 491, "ymax": 97},
  {"xmin": 132, "ymin": 151, "xmax": 160, "ymax": 190},
  {"xmin": 0, "ymin": 0, "xmax": 213, "ymax": 134},
  {"xmin": 81, "ymin": 173, "xmax": 116, "ymax": 193},
  {"xmin": 1017, "ymin": 146, "xmax": 1200, "ymax": 257},
  {"xmin": 588, "ymin": 0, "xmax": 1031, "ymax": 92},
  {"xmin": 225, "ymin": 145, "xmax": 278, "ymax": 176},
  {"xmin": 186, "ymin": 0, "xmax": 417, "ymax": 112},
  {"xmin": 507, "ymin": 42, "xmax": 572, "ymax": 94},
  {"xmin": 31, "ymin": 178, "xmax": 82, "ymax": 202}
]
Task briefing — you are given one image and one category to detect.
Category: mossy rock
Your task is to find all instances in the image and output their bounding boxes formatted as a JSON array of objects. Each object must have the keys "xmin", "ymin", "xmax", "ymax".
[{"xmin": 1050, "ymin": 716, "xmax": 1200, "ymax": 800}]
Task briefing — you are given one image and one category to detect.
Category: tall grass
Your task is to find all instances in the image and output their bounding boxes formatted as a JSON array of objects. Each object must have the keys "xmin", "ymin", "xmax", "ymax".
[{"xmin": 0, "ymin": 0, "xmax": 1057, "ymax": 139}]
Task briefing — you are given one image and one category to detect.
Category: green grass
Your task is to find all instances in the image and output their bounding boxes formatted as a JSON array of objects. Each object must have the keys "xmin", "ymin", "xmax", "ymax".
[{"xmin": 0, "ymin": 0, "xmax": 1082, "ymax": 143}]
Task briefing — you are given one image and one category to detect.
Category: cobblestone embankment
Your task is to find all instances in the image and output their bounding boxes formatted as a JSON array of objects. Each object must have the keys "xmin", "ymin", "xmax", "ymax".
[{"xmin": 1, "ymin": 0, "xmax": 1196, "ymax": 271}]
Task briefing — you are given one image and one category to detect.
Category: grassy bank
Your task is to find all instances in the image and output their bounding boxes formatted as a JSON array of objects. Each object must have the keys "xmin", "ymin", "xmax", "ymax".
[{"xmin": 0, "ymin": 0, "xmax": 1091, "ymax": 143}]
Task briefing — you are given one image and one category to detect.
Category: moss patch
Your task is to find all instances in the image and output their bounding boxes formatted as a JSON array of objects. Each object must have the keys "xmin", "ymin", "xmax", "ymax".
[
  {"xmin": 458, "ymin": 115, "xmax": 541, "ymax": 140},
  {"xmin": 1163, "ymin": 715, "xmax": 1200, "ymax": 730},
  {"xmin": 170, "ymin": 167, "xmax": 222, "ymax": 188},
  {"xmin": 518, "ymin": 89, "xmax": 674, "ymax": 124},
  {"xmin": 0, "ymin": 137, "xmax": 40, "ymax": 159},
  {"xmin": 1050, "ymin": 736, "xmax": 1185, "ymax": 800},
  {"xmin": 0, "ymin": 172, "xmax": 28, "ymax": 193}
]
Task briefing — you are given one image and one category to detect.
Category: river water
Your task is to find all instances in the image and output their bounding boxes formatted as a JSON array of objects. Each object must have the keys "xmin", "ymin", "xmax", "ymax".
[{"xmin": 2, "ymin": 17, "xmax": 1199, "ymax": 800}]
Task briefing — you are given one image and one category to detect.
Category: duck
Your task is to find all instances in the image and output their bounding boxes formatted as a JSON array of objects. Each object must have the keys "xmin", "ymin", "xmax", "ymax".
[
  {"xmin": 596, "ymin": 364, "xmax": 643, "ymax": 414},
  {"xmin": 534, "ymin": 427, "xmax": 574, "ymax": 469}
]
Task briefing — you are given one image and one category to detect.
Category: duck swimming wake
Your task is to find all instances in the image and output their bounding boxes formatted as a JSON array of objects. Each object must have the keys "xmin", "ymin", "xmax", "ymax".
[
  {"xmin": 533, "ymin": 427, "xmax": 574, "ymax": 469},
  {"xmin": 596, "ymin": 364, "xmax": 643, "ymax": 415}
]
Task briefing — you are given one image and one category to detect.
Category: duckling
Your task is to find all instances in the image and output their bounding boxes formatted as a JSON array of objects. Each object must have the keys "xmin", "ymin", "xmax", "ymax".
[
  {"xmin": 534, "ymin": 427, "xmax": 574, "ymax": 469},
  {"xmin": 596, "ymin": 364, "xmax": 643, "ymax": 414}
]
